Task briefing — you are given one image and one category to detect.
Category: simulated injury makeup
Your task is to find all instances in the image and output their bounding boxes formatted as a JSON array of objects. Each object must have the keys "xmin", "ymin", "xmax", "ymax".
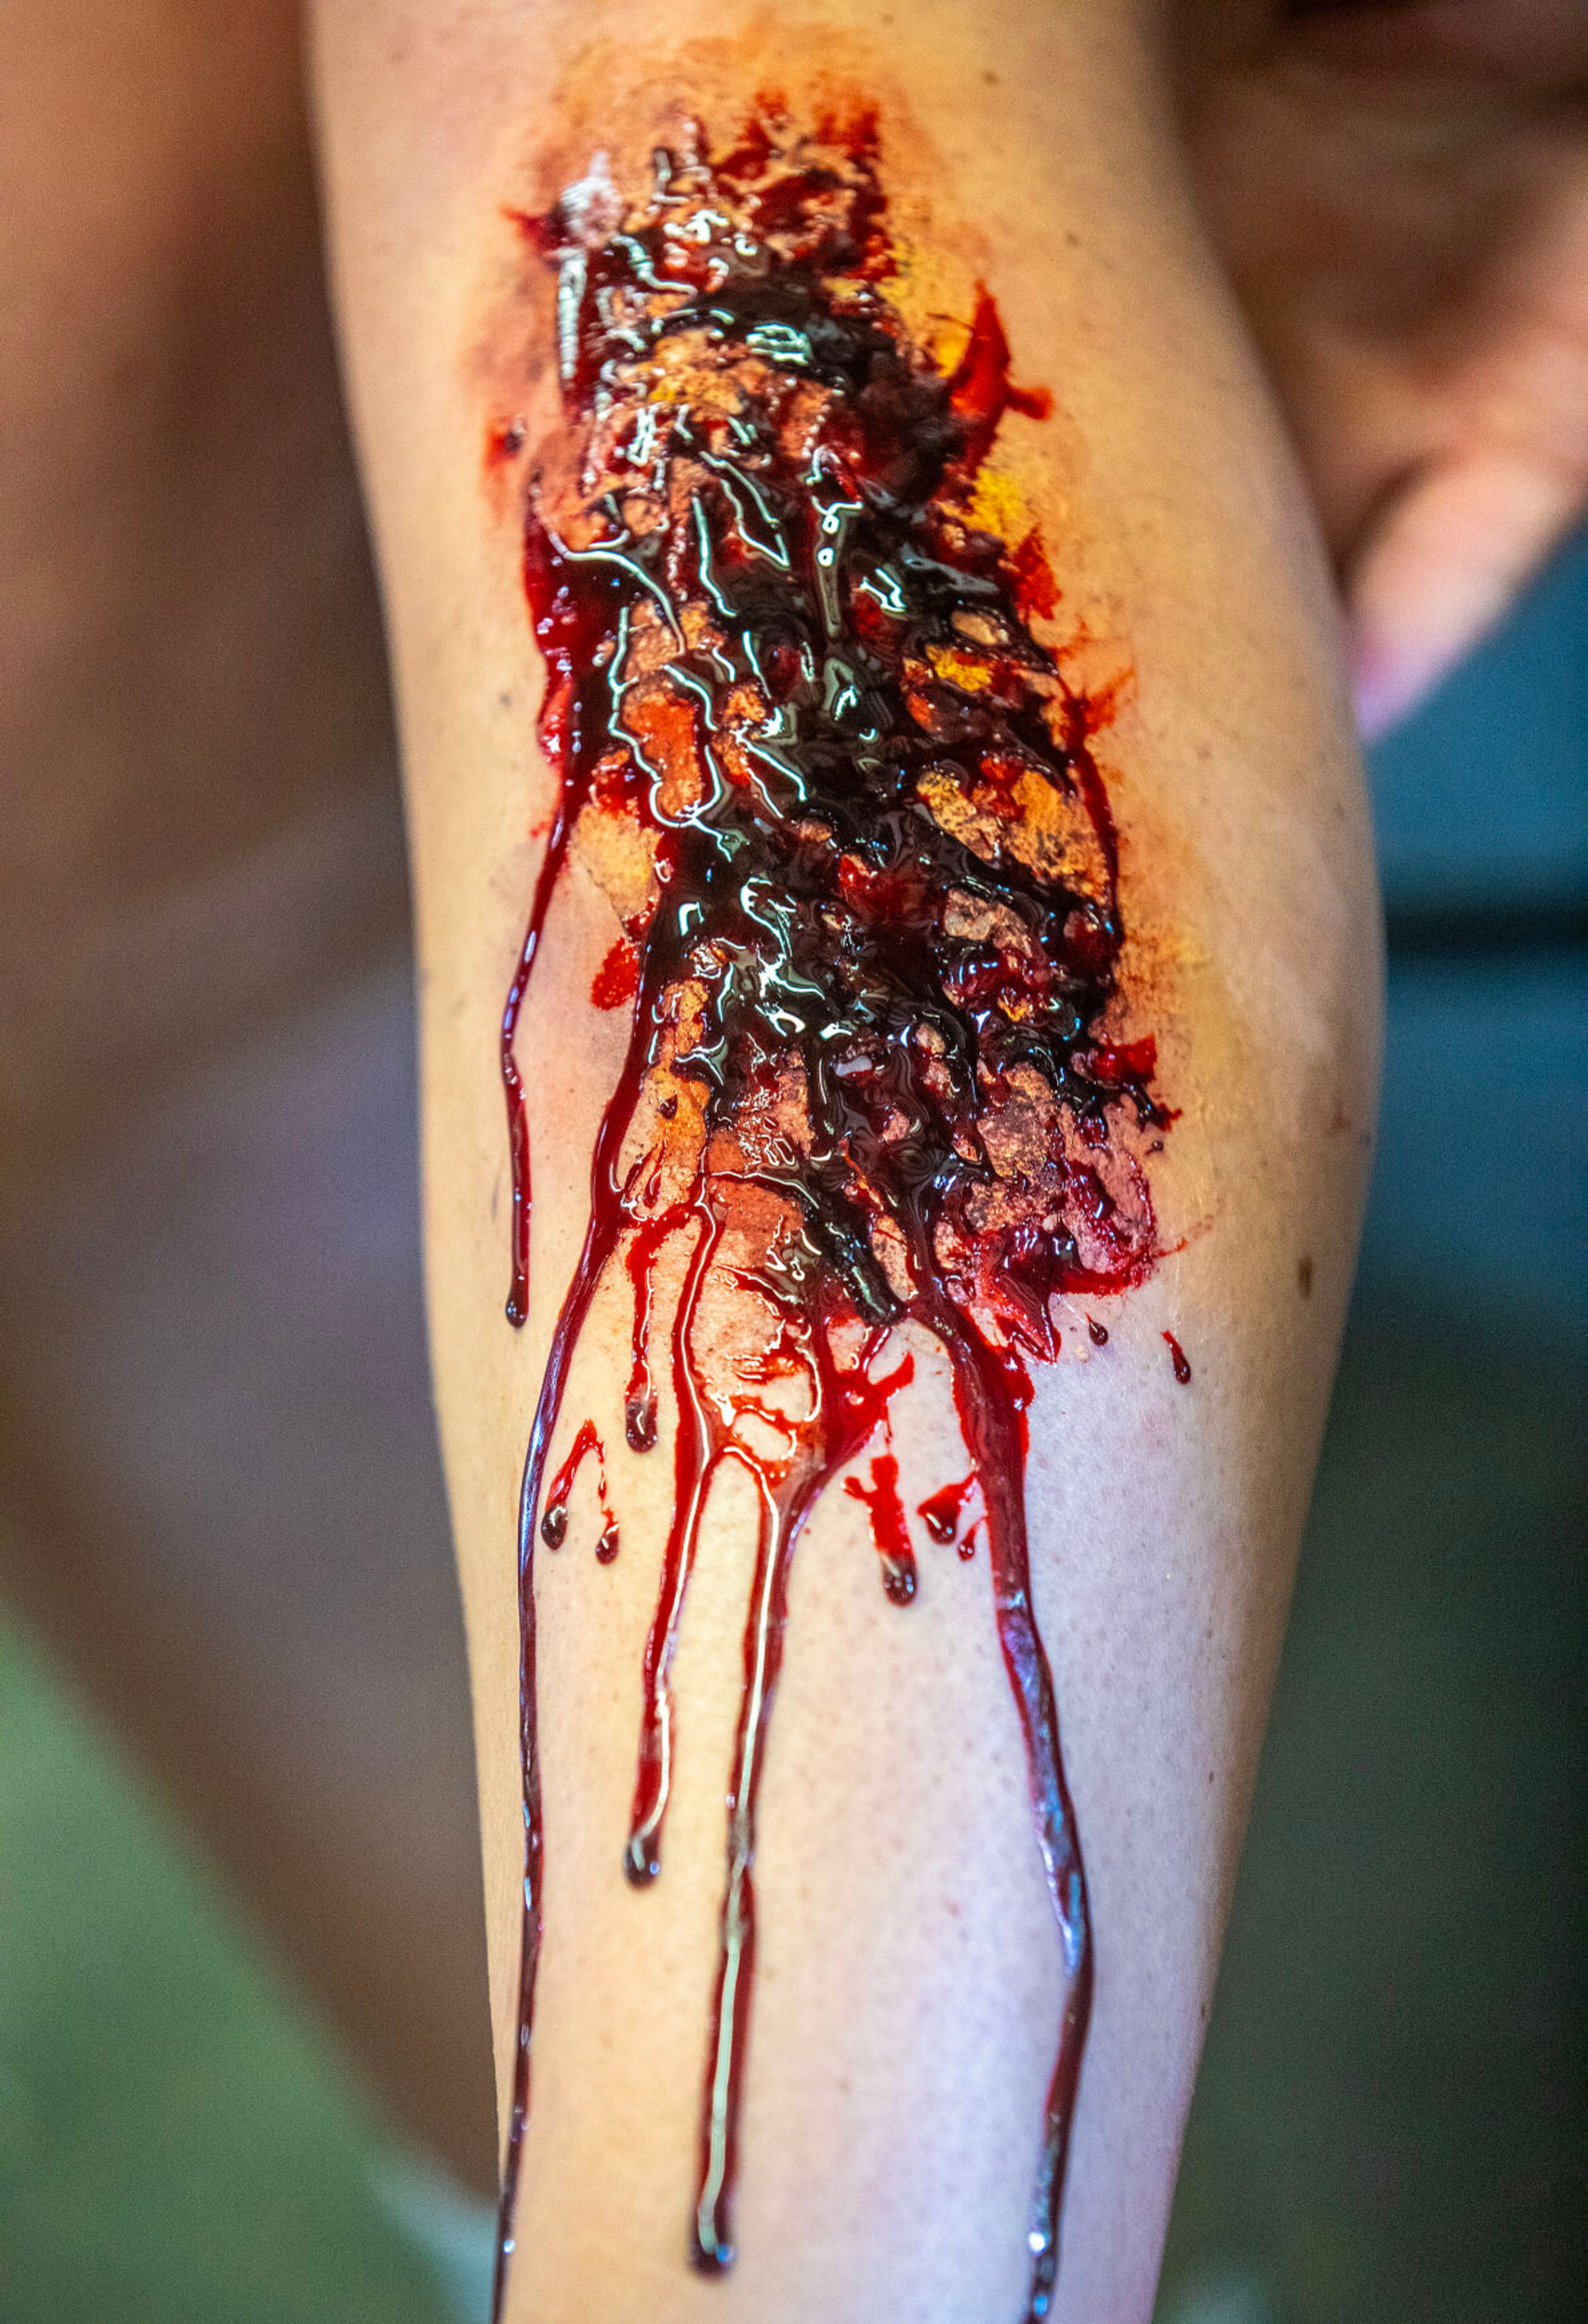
[{"xmin": 488, "ymin": 101, "xmax": 1168, "ymax": 2320}]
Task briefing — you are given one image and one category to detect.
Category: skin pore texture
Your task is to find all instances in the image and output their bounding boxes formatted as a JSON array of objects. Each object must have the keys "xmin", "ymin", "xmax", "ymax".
[{"xmin": 314, "ymin": 4, "xmax": 1380, "ymax": 2319}]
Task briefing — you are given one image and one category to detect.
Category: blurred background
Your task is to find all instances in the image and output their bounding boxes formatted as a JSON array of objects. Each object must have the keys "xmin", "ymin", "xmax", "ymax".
[{"xmin": 2, "ymin": 535, "xmax": 1583, "ymax": 2323}]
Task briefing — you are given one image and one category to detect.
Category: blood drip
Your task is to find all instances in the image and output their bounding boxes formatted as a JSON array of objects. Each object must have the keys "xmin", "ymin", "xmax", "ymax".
[
  {"xmin": 846, "ymin": 1449, "xmax": 919, "ymax": 1603},
  {"xmin": 917, "ymin": 1471, "xmax": 981, "ymax": 1549},
  {"xmin": 490, "ymin": 103, "xmax": 1167, "ymax": 2322},
  {"xmin": 540, "ymin": 1417, "xmax": 619, "ymax": 1561}
]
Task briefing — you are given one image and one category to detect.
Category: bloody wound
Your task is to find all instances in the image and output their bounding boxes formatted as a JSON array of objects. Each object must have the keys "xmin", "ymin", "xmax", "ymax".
[{"xmin": 492, "ymin": 103, "xmax": 1166, "ymax": 2323}]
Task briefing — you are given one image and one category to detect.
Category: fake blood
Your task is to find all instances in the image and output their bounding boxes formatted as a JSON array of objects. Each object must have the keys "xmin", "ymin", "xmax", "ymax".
[
  {"xmin": 590, "ymin": 935, "xmax": 640, "ymax": 1010},
  {"xmin": 539, "ymin": 1417, "xmax": 619, "ymax": 1561},
  {"xmin": 918, "ymin": 1471, "xmax": 981, "ymax": 1553},
  {"xmin": 847, "ymin": 1450, "xmax": 919, "ymax": 1603},
  {"xmin": 491, "ymin": 105, "xmax": 1166, "ymax": 2321}
]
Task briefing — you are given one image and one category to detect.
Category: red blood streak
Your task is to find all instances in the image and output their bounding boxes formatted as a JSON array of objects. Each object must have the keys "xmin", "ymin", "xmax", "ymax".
[
  {"xmin": 1077, "ymin": 1035, "xmax": 1158, "ymax": 1088},
  {"xmin": 948, "ymin": 287, "xmax": 1055, "ymax": 471},
  {"xmin": 490, "ymin": 104, "xmax": 1167, "ymax": 2324},
  {"xmin": 846, "ymin": 1451, "xmax": 919, "ymax": 1603},
  {"xmin": 540, "ymin": 1418, "xmax": 619, "ymax": 1561},
  {"xmin": 1164, "ymin": 1331, "xmax": 1192, "ymax": 1385},
  {"xmin": 1011, "ymin": 527, "xmax": 1061, "ymax": 620},
  {"xmin": 484, "ymin": 416, "xmax": 526, "ymax": 468},
  {"xmin": 590, "ymin": 935, "xmax": 641, "ymax": 1010}
]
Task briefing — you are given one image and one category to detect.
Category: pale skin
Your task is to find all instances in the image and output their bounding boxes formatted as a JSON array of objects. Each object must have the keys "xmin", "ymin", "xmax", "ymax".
[
  {"xmin": 4, "ymin": 0, "xmax": 1583, "ymax": 2310},
  {"xmin": 316, "ymin": 4, "xmax": 1375, "ymax": 2317}
]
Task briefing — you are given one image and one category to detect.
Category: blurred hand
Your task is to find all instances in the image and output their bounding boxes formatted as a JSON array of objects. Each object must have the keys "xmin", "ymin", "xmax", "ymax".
[{"xmin": 1180, "ymin": 0, "xmax": 1588, "ymax": 734}]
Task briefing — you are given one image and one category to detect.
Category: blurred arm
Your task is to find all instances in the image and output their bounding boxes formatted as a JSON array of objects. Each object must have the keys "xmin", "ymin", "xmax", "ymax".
[{"xmin": 311, "ymin": 4, "xmax": 1379, "ymax": 2317}]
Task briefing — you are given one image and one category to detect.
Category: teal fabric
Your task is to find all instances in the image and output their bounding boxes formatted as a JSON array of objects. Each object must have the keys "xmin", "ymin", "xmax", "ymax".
[{"xmin": 1370, "ymin": 534, "xmax": 1588, "ymax": 916}]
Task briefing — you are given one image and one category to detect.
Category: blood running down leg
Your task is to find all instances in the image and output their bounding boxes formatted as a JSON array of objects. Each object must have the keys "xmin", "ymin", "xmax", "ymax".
[{"xmin": 313, "ymin": 7, "xmax": 1379, "ymax": 2317}]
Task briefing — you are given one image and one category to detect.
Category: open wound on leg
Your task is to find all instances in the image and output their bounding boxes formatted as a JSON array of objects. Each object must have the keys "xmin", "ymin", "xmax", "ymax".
[{"xmin": 488, "ymin": 98, "xmax": 1169, "ymax": 2322}]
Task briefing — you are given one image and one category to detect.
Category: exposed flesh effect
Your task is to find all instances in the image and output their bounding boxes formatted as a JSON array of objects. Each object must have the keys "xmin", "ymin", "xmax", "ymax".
[{"xmin": 489, "ymin": 103, "xmax": 1168, "ymax": 2320}]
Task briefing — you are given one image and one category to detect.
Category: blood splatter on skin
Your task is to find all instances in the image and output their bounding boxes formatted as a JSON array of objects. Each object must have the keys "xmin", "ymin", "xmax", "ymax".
[
  {"xmin": 538, "ymin": 1416, "xmax": 619, "ymax": 1561},
  {"xmin": 589, "ymin": 932, "xmax": 640, "ymax": 1009},
  {"xmin": 490, "ymin": 103, "xmax": 1168, "ymax": 2322}
]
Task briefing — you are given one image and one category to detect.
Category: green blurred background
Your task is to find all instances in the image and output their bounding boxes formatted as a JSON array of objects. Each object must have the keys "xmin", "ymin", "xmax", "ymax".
[{"xmin": 2, "ymin": 542, "xmax": 1583, "ymax": 2323}]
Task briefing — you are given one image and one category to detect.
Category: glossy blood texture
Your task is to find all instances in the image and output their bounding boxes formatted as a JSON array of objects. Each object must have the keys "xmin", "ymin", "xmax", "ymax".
[
  {"xmin": 918, "ymin": 1470, "xmax": 982, "ymax": 1556},
  {"xmin": 846, "ymin": 1447, "xmax": 919, "ymax": 1603},
  {"xmin": 539, "ymin": 1417, "xmax": 619, "ymax": 1561},
  {"xmin": 490, "ymin": 105, "xmax": 1168, "ymax": 2321}
]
